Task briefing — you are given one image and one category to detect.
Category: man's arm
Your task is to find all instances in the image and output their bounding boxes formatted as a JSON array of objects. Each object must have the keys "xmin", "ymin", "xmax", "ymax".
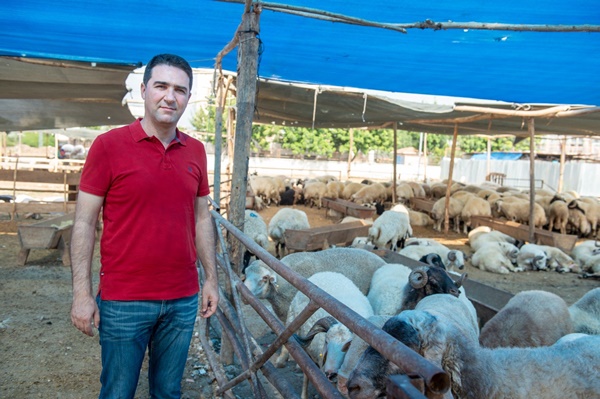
[
  {"xmin": 70, "ymin": 191, "xmax": 104, "ymax": 336},
  {"xmin": 195, "ymin": 196, "xmax": 219, "ymax": 318}
]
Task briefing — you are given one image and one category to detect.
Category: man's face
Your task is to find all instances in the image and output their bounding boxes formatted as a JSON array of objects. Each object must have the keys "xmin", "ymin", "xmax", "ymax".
[{"xmin": 141, "ymin": 64, "xmax": 191, "ymax": 126}]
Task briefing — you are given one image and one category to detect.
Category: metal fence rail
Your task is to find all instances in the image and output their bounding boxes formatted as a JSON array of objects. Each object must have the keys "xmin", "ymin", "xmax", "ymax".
[{"xmin": 201, "ymin": 200, "xmax": 450, "ymax": 398}]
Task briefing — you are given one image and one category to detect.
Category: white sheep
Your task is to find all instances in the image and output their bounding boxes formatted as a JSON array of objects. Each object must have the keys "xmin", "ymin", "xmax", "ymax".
[
  {"xmin": 267, "ymin": 208, "xmax": 310, "ymax": 257},
  {"xmin": 347, "ymin": 293, "xmax": 600, "ymax": 399},
  {"xmin": 569, "ymin": 198, "xmax": 599, "ymax": 237},
  {"xmin": 324, "ymin": 180, "xmax": 345, "ymax": 199},
  {"xmin": 431, "ymin": 196, "xmax": 465, "ymax": 232},
  {"xmin": 468, "ymin": 227, "xmax": 522, "ymax": 252},
  {"xmin": 470, "ymin": 241, "xmax": 521, "ymax": 274},
  {"xmin": 516, "ymin": 243, "xmax": 548, "ymax": 271},
  {"xmin": 367, "ymin": 259, "xmax": 466, "ymax": 314},
  {"xmin": 479, "ymin": 290, "xmax": 573, "ymax": 348},
  {"xmin": 342, "ymin": 182, "xmax": 366, "ymax": 200},
  {"xmin": 547, "ymin": 196, "xmax": 570, "ymax": 235},
  {"xmin": 242, "ymin": 210, "xmax": 270, "ymax": 270},
  {"xmin": 408, "ymin": 210, "xmax": 433, "ymax": 227},
  {"xmin": 569, "ymin": 288, "xmax": 600, "ymax": 335},
  {"xmin": 398, "ymin": 243, "xmax": 466, "ymax": 272},
  {"xmin": 495, "ymin": 198, "xmax": 547, "ymax": 228},
  {"xmin": 367, "ymin": 210, "xmax": 412, "ymax": 251},
  {"xmin": 351, "ymin": 183, "xmax": 387, "ymax": 205},
  {"xmin": 243, "ymin": 247, "xmax": 386, "ymax": 321},
  {"xmin": 346, "ymin": 294, "xmax": 479, "ymax": 399},
  {"xmin": 303, "ymin": 180, "xmax": 327, "ymax": 209},
  {"xmin": 276, "ymin": 272, "xmax": 373, "ymax": 399},
  {"xmin": 570, "ymin": 240, "xmax": 600, "ymax": 268},
  {"xmin": 395, "ymin": 182, "xmax": 414, "ymax": 203},
  {"xmin": 460, "ymin": 196, "xmax": 492, "ymax": 234},
  {"xmin": 581, "ymin": 253, "xmax": 600, "ymax": 278},
  {"xmin": 249, "ymin": 175, "xmax": 281, "ymax": 206},
  {"xmin": 536, "ymin": 245, "xmax": 580, "ymax": 273},
  {"xmin": 567, "ymin": 204, "xmax": 592, "ymax": 237}
]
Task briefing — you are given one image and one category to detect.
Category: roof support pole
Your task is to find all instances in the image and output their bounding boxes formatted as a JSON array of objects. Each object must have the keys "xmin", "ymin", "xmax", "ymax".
[
  {"xmin": 443, "ymin": 123, "xmax": 459, "ymax": 234},
  {"xmin": 486, "ymin": 136, "xmax": 492, "ymax": 177},
  {"xmin": 558, "ymin": 136, "xmax": 566, "ymax": 193},
  {"xmin": 423, "ymin": 133, "xmax": 428, "ymax": 182},
  {"xmin": 528, "ymin": 118, "xmax": 536, "ymax": 243},
  {"xmin": 213, "ymin": 78, "xmax": 226, "ymax": 207},
  {"xmin": 228, "ymin": 6, "xmax": 261, "ymax": 274},
  {"xmin": 347, "ymin": 128, "xmax": 354, "ymax": 180},
  {"xmin": 392, "ymin": 122, "xmax": 397, "ymax": 203}
]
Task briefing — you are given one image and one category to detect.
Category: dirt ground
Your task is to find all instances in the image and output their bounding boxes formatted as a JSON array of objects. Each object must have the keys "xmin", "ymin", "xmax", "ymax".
[{"xmin": 0, "ymin": 203, "xmax": 598, "ymax": 399}]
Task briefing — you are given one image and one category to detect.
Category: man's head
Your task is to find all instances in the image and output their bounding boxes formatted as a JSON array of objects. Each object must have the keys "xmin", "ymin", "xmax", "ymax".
[
  {"xmin": 141, "ymin": 54, "xmax": 193, "ymax": 128},
  {"xmin": 143, "ymin": 54, "xmax": 193, "ymax": 90}
]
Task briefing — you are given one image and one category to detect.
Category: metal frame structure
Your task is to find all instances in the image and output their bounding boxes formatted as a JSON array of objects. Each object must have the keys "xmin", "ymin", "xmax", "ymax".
[{"xmin": 199, "ymin": 197, "xmax": 451, "ymax": 399}]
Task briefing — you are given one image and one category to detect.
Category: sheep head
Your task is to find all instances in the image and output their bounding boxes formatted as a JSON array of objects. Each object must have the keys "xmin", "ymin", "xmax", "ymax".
[
  {"xmin": 347, "ymin": 316, "xmax": 421, "ymax": 399},
  {"xmin": 403, "ymin": 265, "xmax": 461, "ymax": 311}
]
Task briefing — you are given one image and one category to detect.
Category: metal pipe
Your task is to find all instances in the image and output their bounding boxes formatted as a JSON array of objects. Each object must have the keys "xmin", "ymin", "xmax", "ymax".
[{"xmin": 214, "ymin": 212, "xmax": 449, "ymax": 395}]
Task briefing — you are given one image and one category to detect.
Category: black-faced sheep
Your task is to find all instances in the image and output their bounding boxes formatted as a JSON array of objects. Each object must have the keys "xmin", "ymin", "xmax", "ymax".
[
  {"xmin": 346, "ymin": 294, "xmax": 479, "ymax": 399},
  {"xmin": 348, "ymin": 293, "xmax": 600, "ymax": 399}
]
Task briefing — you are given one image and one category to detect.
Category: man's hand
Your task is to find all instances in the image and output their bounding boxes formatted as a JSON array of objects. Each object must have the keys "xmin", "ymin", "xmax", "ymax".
[
  {"xmin": 200, "ymin": 279, "xmax": 219, "ymax": 318},
  {"xmin": 71, "ymin": 295, "xmax": 100, "ymax": 337}
]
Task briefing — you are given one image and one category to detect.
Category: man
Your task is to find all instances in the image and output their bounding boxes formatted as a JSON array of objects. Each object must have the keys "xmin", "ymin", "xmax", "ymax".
[{"xmin": 70, "ymin": 54, "xmax": 219, "ymax": 399}]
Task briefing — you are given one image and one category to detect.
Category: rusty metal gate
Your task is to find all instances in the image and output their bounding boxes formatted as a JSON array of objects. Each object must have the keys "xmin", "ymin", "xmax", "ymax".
[{"xmin": 196, "ymin": 202, "xmax": 466, "ymax": 399}]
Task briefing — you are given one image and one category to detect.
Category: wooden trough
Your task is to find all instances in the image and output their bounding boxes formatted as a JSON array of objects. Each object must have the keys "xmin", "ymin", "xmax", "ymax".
[
  {"xmin": 321, "ymin": 197, "xmax": 376, "ymax": 219},
  {"xmin": 471, "ymin": 215, "xmax": 578, "ymax": 253},
  {"xmin": 17, "ymin": 213, "xmax": 74, "ymax": 266},
  {"xmin": 375, "ymin": 249, "xmax": 513, "ymax": 327},
  {"xmin": 409, "ymin": 197, "xmax": 436, "ymax": 214},
  {"xmin": 284, "ymin": 220, "xmax": 371, "ymax": 253}
]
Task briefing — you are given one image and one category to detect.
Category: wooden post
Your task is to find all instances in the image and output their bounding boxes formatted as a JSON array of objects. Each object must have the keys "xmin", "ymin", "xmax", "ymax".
[
  {"xmin": 423, "ymin": 133, "xmax": 428, "ymax": 182},
  {"xmin": 228, "ymin": 7, "xmax": 261, "ymax": 275},
  {"xmin": 528, "ymin": 118, "xmax": 536, "ymax": 243},
  {"xmin": 212, "ymin": 76, "xmax": 232, "ymax": 208},
  {"xmin": 392, "ymin": 122, "xmax": 397, "ymax": 203},
  {"xmin": 486, "ymin": 136, "xmax": 492, "ymax": 178},
  {"xmin": 443, "ymin": 124, "xmax": 459, "ymax": 234},
  {"xmin": 558, "ymin": 136, "xmax": 566, "ymax": 193},
  {"xmin": 347, "ymin": 128, "xmax": 354, "ymax": 179}
]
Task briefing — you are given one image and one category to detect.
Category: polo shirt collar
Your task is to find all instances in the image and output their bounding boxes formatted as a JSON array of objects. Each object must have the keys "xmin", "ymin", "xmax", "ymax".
[{"xmin": 131, "ymin": 118, "xmax": 188, "ymax": 146}]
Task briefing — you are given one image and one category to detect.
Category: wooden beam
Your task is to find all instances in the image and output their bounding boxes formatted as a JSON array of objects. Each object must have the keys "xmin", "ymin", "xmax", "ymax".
[
  {"xmin": 528, "ymin": 118, "xmax": 536, "ymax": 243},
  {"xmin": 228, "ymin": 6, "xmax": 261, "ymax": 275},
  {"xmin": 443, "ymin": 123, "xmax": 459, "ymax": 234}
]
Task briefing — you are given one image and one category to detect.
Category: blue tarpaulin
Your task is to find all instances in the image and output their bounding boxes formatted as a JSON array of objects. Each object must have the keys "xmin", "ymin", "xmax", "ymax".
[
  {"xmin": 471, "ymin": 152, "xmax": 523, "ymax": 160},
  {"xmin": 1, "ymin": 0, "xmax": 599, "ymax": 105}
]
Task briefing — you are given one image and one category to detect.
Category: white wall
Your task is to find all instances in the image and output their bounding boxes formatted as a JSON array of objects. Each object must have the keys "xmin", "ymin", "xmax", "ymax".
[{"xmin": 440, "ymin": 158, "xmax": 600, "ymax": 196}]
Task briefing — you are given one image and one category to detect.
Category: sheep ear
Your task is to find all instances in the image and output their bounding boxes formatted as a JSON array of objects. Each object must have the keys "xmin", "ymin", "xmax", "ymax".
[{"xmin": 409, "ymin": 267, "xmax": 429, "ymax": 289}]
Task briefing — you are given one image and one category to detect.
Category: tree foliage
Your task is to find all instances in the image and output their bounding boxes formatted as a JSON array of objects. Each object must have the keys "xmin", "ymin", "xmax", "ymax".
[{"xmin": 191, "ymin": 105, "xmax": 541, "ymax": 164}]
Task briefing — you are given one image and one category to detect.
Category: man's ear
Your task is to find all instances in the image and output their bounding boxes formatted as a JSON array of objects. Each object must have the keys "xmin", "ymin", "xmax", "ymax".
[{"xmin": 140, "ymin": 83, "xmax": 146, "ymax": 99}]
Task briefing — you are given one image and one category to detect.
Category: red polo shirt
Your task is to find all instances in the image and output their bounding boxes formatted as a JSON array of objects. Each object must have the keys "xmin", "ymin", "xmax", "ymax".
[{"xmin": 79, "ymin": 119, "xmax": 210, "ymax": 300}]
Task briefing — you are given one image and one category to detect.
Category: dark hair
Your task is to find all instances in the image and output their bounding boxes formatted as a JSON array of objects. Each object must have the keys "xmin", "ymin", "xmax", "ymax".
[{"xmin": 143, "ymin": 54, "xmax": 193, "ymax": 89}]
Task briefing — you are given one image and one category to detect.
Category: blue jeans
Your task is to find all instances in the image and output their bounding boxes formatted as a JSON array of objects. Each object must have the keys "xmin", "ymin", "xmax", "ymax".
[{"xmin": 96, "ymin": 294, "xmax": 198, "ymax": 399}]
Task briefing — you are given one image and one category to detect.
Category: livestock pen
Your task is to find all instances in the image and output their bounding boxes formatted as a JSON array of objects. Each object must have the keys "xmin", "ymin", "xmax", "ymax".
[{"xmin": 198, "ymin": 197, "xmax": 514, "ymax": 399}]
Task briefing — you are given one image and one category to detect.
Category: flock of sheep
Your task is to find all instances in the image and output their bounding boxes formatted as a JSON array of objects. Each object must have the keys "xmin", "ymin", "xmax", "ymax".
[{"xmin": 237, "ymin": 173, "xmax": 600, "ymax": 398}]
